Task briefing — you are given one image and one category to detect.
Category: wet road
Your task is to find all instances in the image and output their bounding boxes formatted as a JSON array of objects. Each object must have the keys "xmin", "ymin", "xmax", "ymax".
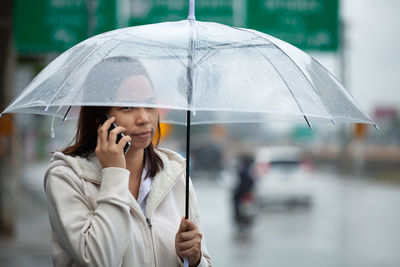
[
  {"xmin": 1, "ymin": 166, "xmax": 400, "ymax": 267},
  {"xmin": 193, "ymin": 170, "xmax": 400, "ymax": 267}
]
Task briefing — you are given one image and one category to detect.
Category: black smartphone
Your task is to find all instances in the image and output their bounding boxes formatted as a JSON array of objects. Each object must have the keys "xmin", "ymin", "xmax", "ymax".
[{"xmin": 105, "ymin": 114, "xmax": 131, "ymax": 155}]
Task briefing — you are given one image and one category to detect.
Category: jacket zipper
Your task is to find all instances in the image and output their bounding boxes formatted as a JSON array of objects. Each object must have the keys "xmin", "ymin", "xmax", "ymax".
[
  {"xmin": 136, "ymin": 169, "xmax": 185, "ymax": 267},
  {"xmin": 146, "ymin": 217, "xmax": 157, "ymax": 267},
  {"xmin": 145, "ymin": 170, "xmax": 186, "ymax": 267},
  {"xmin": 129, "ymin": 202, "xmax": 157, "ymax": 267},
  {"xmin": 146, "ymin": 218, "xmax": 152, "ymax": 230}
]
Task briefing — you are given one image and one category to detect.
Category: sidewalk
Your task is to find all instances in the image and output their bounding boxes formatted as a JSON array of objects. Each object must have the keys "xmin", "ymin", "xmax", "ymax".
[{"xmin": 0, "ymin": 161, "xmax": 52, "ymax": 267}]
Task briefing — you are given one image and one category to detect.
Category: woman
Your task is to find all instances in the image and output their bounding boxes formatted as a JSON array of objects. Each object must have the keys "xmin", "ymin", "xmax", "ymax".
[{"xmin": 44, "ymin": 57, "xmax": 212, "ymax": 267}]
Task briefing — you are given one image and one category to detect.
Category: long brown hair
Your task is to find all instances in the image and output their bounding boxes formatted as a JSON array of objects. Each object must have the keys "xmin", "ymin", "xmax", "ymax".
[{"xmin": 63, "ymin": 56, "xmax": 164, "ymax": 177}]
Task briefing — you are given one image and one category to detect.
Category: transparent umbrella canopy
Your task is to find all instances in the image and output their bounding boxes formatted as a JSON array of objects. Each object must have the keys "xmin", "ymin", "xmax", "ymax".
[
  {"xmin": 0, "ymin": 1, "xmax": 376, "ymax": 246},
  {"xmin": 1, "ymin": 18, "xmax": 375, "ymax": 128}
]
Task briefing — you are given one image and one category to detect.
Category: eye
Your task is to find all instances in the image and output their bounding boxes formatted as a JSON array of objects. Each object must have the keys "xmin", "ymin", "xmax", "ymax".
[{"xmin": 120, "ymin": 106, "xmax": 134, "ymax": 110}]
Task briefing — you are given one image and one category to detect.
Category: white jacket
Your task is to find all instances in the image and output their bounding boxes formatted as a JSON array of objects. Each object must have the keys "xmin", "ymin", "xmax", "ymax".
[{"xmin": 44, "ymin": 148, "xmax": 212, "ymax": 267}]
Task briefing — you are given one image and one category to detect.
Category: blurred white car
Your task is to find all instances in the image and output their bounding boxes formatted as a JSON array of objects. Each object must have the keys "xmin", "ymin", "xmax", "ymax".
[{"xmin": 254, "ymin": 146, "xmax": 314, "ymax": 207}]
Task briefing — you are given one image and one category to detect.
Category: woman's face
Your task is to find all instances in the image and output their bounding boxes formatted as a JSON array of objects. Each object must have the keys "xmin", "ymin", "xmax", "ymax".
[{"xmin": 108, "ymin": 74, "xmax": 158, "ymax": 151}]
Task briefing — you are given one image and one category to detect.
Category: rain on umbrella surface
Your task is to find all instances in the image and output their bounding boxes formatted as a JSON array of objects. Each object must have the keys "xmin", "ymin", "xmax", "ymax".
[{"xmin": 1, "ymin": 0, "xmax": 376, "ymax": 226}]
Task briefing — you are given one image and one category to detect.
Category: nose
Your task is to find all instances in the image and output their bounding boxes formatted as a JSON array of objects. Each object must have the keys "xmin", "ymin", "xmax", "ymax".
[{"xmin": 135, "ymin": 107, "xmax": 150, "ymax": 126}]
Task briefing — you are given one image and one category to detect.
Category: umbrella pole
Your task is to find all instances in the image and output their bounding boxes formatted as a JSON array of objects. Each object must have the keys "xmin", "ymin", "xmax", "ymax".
[
  {"xmin": 185, "ymin": 3, "xmax": 195, "ymax": 220},
  {"xmin": 185, "ymin": 110, "xmax": 191, "ymax": 219},
  {"xmin": 183, "ymin": 11, "xmax": 194, "ymax": 263}
]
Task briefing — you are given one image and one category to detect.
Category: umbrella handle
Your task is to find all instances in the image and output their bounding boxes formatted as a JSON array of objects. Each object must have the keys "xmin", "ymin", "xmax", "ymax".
[
  {"xmin": 188, "ymin": 0, "xmax": 195, "ymax": 20},
  {"xmin": 184, "ymin": 257, "xmax": 189, "ymax": 267}
]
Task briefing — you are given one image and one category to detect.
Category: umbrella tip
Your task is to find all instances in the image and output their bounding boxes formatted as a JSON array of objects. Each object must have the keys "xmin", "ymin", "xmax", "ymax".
[
  {"xmin": 331, "ymin": 118, "xmax": 337, "ymax": 125},
  {"xmin": 187, "ymin": 0, "xmax": 196, "ymax": 21},
  {"xmin": 303, "ymin": 115, "xmax": 312, "ymax": 131},
  {"xmin": 373, "ymin": 123, "xmax": 380, "ymax": 131}
]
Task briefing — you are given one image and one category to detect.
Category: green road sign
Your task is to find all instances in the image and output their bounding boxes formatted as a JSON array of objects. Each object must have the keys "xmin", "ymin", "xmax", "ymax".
[
  {"xmin": 14, "ymin": 0, "xmax": 338, "ymax": 54},
  {"xmin": 123, "ymin": 0, "xmax": 234, "ymax": 26},
  {"xmin": 247, "ymin": 0, "xmax": 339, "ymax": 51},
  {"xmin": 14, "ymin": 0, "xmax": 116, "ymax": 54}
]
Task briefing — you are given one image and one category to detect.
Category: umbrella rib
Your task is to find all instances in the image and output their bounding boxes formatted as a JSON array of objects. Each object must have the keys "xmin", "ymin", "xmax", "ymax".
[
  {"xmin": 275, "ymin": 51, "xmax": 336, "ymax": 125},
  {"xmin": 59, "ymin": 35, "xmax": 133, "ymax": 120},
  {"xmin": 196, "ymin": 40, "xmax": 269, "ymax": 50},
  {"xmin": 310, "ymin": 58, "xmax": 374, "ymax": 123},
  {"xmin": 117, "ymin": 35, "xmax": 186, "ymax": 51},
  {"xmin": 194, "ymin": 48, "xmax": 219, "ymax": 68},
  {"xmin": 233, "ymin": 27, "xmax": 337, "ymax": 125},
  {"xmin": 251, "ymin": 45, "xmax": 313, "ymax": 130},
  {"xmin": 44, "ymin": 28, "xmax": 133, "ymax": 111},
  {"xmin": 166, "ymin": 48, "xmax": 187, "ymax": 68},
  {"xmin": 115, "ymin": 35, "xmax": 271, "ymax": 51},
  {"xmin": 247, "ymin": 32, "xmax": 336, "ymax": 125},
  {"xmin": 119, "ymin": 34, "xmax": 213, "ymax": 69},
  {"xmin": 194, "ymin": 49, "xmax": 213, "ymax": 67}
]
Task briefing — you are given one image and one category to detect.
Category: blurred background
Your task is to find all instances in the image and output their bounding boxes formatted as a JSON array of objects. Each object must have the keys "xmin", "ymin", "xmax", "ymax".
[{"xmin": 0, "ymin": 0, "xmax": 399, "ymax": 266}]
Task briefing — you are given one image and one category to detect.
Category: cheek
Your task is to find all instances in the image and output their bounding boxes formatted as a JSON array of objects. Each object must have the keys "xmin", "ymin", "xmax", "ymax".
[
  {"xmin": 113, "ymin": 115, "xmax": 130, "ymax": 128},
  {"xmin": 150, "ymin": 110, "xmax": 159, "ymax": 124},
  {"xmin": 150, "ymin": 113, "xmax": 159, "ymax": 133},
  {"xmin": 108, "ymin": 109, "xmax": 126, "ymax": 124},
  {"xmin": 119, "ymin": 120, "xmax": 130, "ymax": 129}
]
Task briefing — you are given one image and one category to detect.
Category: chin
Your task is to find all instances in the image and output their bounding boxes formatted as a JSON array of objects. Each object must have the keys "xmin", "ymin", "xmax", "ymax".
[{"xmin": 132, "ymin": 141, "xmax": 152, "ymax": 151}]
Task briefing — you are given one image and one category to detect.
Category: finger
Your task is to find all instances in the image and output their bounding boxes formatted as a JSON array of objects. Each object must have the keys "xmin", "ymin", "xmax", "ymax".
[
  {"xmin": 179, "ymin": 230, "xmax": 201, "ymax": 242},
  {"xmin": 118, "ymin": 135, "xmax": 131, "ymax": 151},
  {"xmin": 99, "ymin": 116, "xmax": 115, "ymax": 145},
  {"xmin": 177, "ymin": 239, "xmax": 197, "ymax": 252},
  {"xmin": 96, "ymin": 129, "xmax": 101, "ymax": 151},
  {"xmin": 182, "ymin": 219, "xmax": 197, "ymax": 231},
  {"xmin": 108, "ymin": 126, "xmax": 127, "ymax": 144},
  {"xmin": 177, "ymin": 246, "xmax": 201, "ymax": 259},
  {"xmin": 177, "ymin": 217, "xmax": 187, "ymax": 233}
]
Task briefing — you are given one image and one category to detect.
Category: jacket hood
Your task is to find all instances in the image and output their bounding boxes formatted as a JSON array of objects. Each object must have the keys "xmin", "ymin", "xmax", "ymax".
[{"xmin": 44, "ymin": 148, "xmax": 186, "ymax": 189}]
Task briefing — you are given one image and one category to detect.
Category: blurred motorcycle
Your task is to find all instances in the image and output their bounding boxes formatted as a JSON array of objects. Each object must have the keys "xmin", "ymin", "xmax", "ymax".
[{"xmin": 232, "ymin": 155, "xmax": 256, "ymax": 232}]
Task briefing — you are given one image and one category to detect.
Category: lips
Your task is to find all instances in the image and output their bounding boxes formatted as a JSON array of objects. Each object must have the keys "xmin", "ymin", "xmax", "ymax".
[{"xmin": 132, "ymin": 131, "xmax": 151, "ymax": 138}]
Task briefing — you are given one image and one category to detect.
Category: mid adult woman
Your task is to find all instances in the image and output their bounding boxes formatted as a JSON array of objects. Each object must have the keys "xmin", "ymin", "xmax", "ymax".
[{"xmin": 44, "ymin": 57, "xmax": 212, "ymax": 267}]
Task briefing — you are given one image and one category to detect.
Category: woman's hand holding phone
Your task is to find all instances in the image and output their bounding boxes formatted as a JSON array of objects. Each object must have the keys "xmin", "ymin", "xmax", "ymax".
[{"xmin": 95, "ymin": 116, "xmax": 131, "ymax": 169}]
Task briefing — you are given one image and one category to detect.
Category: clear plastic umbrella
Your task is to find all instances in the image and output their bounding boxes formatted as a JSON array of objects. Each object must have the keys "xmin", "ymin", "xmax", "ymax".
[
  {"xmin": 1, "ymin": 13, "xmax": 375, "ymax": 127},
  {"xmin": 0, "ymin": 0, "xmax": 376, "ymax": 247}
]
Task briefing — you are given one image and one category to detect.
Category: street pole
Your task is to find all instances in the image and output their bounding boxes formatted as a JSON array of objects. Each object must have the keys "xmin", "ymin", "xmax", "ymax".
[
  {"xmin": 0, "ymin": 0, "xmax": 17, "ymax": 236},
  {"xmin": 87, "ymin": 0, "xmax": 96, "ymax": 37}
]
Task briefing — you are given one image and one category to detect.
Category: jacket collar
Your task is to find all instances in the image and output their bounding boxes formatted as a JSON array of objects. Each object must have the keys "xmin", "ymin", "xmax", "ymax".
[
  {"xmin": 146, "ymin": 148, "xmax": 185, "ymax": 216},
  {"xmin": 45, "ymin": 148, "xmax": 186, "ymax": 215},
  {"xmin": 47, "ymin": 148, "xmax": 185, "ymax": 182},
  {"xmin": 45, "ymin": 152, "xmax": 102, "ymax": 184}
]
